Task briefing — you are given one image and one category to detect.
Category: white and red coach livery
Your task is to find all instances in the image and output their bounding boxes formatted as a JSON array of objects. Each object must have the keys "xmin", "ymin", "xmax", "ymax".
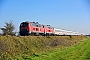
[{"xmin": 19, "ymin": 21, "xmax": 83, "ymax": 36}]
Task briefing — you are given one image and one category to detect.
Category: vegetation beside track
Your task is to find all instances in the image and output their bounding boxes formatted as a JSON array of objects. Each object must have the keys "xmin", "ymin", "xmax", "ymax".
[
  {"xmin": 27, "ymin": 38, "xmax": 90, "ymax": 60},
  {"xmin": 0, "ymin": 36, "xmax": 88, "ymax": 60}
]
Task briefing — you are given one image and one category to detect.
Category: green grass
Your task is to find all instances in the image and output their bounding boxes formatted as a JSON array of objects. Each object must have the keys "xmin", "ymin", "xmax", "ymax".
[
  {"xmin": 0, "ymin": 36, "xmax": 88, "ymax": 60},
  {"xmin": 26, "ymin": 38, "xmax": 90, "ymax": 60}
]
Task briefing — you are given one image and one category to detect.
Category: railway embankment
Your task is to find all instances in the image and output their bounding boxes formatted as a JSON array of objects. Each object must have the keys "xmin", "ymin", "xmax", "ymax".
[{"xmin": 0, "ymin": 36, "xmax": 88, "ymax": 59}]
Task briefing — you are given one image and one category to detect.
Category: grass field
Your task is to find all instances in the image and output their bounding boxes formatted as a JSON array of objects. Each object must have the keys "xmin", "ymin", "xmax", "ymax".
[
  {"xmin": 26, "ymin": 38, "xmax": 90, "ymax": 60},
  {"xmin": 0, "ymin": 36, "xmax": 89, "ymax": 60}
]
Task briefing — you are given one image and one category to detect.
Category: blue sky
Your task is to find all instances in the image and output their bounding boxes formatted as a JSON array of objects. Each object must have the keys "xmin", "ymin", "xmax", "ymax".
[{"xmin": 0, "ymin": 0, "xmax": 90, "ymax": 34}]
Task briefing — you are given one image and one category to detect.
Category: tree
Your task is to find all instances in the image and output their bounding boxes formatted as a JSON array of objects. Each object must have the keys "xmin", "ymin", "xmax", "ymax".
[{"xmin": 1, "ymin": 21, "xmax": 15, "ymax": 36}]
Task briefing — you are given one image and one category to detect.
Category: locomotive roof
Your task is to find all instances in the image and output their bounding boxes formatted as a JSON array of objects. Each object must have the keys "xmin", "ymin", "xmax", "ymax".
[{"xmin": 21, "ymin": 21, "xmax": 54, "ymax": 28}]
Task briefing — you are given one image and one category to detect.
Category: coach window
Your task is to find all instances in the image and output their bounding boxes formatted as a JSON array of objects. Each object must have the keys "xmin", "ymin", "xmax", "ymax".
[
  {"xmin": 43, "ymin": 25, "xmax": 44, "ymax": 28},
  {"xmin": 41, "ymin": 25, "xmax": 44, "ymax": 28},
  {"xmin": 49, "ymin": 26, "xmax": 50, "ymax": 28},
  {"xmin": 38, "ymin": 24, "xmax": 41, "ymax": 27},
  {"xmin": 31, "ymin": 23, "xmax": 36, "ymax": 26},
  {"xmin": 30, "ymin": 23, "xmax": 32, "ymax": 26},
  {"xmin": 55, "ymin": 30, "xmax": 60, "ymax": 32},
  {"xmin": 41, "ymin": 25, "xmax": 43, "ymax": 28},
  {"xmin": 31, "ymin": 23, "xmax": 33, "ymax": 26},
  {"xmin": 36, "ymin": 24, "xmax": 39, "ymax": 27},
  {"xmin": 48, "ymin": 26, "xmax": 53, "ymax": 29}
]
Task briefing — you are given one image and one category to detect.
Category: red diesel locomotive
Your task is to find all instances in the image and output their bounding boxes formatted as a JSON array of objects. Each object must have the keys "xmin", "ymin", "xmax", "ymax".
[{"xmin": 19, "ymin": 21, "xmax": 54, "ymax": 36}]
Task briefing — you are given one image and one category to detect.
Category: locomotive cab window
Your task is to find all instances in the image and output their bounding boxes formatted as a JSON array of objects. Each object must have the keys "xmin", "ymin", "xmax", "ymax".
[{"xmin": 20, "ymin": 23, "xmax": 28, "ymax": 26}]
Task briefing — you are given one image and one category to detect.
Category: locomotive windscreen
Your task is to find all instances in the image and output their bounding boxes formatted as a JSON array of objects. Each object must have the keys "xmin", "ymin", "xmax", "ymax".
[{"xmin": 20, "ymin": 22, "xmax": 28, "ymax": 26}]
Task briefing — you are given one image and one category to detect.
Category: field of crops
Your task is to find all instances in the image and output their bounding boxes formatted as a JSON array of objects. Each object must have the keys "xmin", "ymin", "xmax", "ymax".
[{"xmin": 0, "ymin": 36, "xmax": 88, "ymax": 60}]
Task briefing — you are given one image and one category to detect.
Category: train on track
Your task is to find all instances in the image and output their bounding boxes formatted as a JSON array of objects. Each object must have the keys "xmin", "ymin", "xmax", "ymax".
[{"xmin": 19, "ymin": 21, "xmax": 83, "ymax": 36}]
